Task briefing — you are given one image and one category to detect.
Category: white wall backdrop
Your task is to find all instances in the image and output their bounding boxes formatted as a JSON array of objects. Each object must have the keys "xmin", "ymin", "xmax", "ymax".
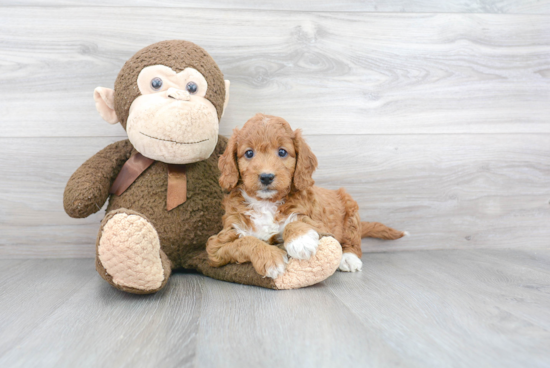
[{"xmin": 1, "ymin": 2, "xmax": 549, "ymax": 257}]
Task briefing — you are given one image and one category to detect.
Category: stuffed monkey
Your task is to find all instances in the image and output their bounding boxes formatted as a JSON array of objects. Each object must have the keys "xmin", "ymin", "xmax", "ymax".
[{"xmin": 63, "ymin": 40, "xmax": 342, "ymax": 294}]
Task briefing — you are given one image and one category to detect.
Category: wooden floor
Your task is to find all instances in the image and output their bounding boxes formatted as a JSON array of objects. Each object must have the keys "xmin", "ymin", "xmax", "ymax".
[{"xmin": 1, "ymin": 248, "xmax": 550, "ymax": 368}]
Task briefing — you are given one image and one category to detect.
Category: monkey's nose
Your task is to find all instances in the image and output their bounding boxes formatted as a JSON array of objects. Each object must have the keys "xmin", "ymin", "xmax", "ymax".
[
  {"xmin": 167, "ymin": 88, "xmax": 190, "ymax": 101},
  {"xmin": 259, "ymin": 173, "xmax": 275, "ymax": 186}
]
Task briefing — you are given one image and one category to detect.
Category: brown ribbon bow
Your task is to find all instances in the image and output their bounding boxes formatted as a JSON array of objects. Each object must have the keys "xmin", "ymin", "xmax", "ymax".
[{"xmin": 110, "ymin": 153, "xmax": 187, "ymax": 211}]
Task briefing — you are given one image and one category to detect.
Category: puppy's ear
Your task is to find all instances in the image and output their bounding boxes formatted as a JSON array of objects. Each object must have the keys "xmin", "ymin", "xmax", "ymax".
[
  {"xmin": 292, "ymin": 129, "xmax": 318, "ymax": 192},
  {"xmin": 219, "ymin": 128, "xmax": 240, "ymax": 191}
]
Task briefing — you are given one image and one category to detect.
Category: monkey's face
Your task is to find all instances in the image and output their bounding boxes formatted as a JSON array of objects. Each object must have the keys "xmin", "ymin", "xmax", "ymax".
[
  {"xmin": 125, "ymin": 65, "xmax": 219, "ymax": 164},
  {"xmin": 94, "ymin": 40, "xmax": 230, "ymax": 164}
]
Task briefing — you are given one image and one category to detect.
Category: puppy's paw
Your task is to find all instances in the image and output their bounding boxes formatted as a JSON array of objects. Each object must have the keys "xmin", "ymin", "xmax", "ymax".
[
  {"xmin": 253, "ymin": 247, "xmax": 288, "ymax": 279},
  {"xmin": 265, "ymin": 258, "xmax": 287, "ymax": 279},
  {"xmin": 285, "ymin": 229, "xmax": 320, "ymax": 260},
  {"xmin": 339, "ymin": 252, "xmax": 363, "ymax": 272}
]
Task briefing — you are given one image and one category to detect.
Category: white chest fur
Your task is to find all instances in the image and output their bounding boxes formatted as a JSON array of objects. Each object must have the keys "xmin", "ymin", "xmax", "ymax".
[{"xmin": 233, "ymin": 191, "xmax": 297, "ymax": 242}]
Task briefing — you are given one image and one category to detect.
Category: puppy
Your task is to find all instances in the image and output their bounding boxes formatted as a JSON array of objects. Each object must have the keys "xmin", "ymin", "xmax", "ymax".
[{"xmin": 206, "ymin": 114, "xmax": 405, "ymax": 278}]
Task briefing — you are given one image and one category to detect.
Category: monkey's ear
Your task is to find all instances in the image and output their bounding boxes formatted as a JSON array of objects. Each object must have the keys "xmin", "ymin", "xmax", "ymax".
[
  {"xmin": 222, "ymin": 80, "xmax": 230, "ymax": 118},
  {"xmin": 93, "ymin": 87, "xmax": 119, "ymax": 125}
]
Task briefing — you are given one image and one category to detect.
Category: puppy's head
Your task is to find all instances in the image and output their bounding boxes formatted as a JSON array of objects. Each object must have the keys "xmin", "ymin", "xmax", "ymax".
[{"xmin": 219, "ymin": 113, "xmax": 318, "ymax": 201}]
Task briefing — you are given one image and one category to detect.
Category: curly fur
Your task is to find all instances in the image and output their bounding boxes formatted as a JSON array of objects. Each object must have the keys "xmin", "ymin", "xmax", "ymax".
[{"xmin": 207, "ymin": 114, "xmax": 405, "ymax": 275}]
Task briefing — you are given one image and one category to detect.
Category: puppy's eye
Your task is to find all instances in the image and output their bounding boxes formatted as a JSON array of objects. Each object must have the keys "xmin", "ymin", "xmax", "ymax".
[
  {"xmin": 245, "ymin": 150, "xmax": 254, "ymax": 159},
  {"xmin": 278, "ymin": 149, "xmax": 288, "ymax": 158},
  {"xmin": 151, "ymin": 77, "xmax": 163, "ymax": 90}
]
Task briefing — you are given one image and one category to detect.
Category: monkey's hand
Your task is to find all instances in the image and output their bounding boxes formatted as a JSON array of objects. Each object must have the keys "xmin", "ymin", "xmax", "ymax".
[{"xmin": 63, "ymin": 139, "xmax": 134, "ymax": 218}]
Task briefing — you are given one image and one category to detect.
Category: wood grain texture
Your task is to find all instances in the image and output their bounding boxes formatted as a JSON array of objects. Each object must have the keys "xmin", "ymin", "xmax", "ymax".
[
  {"xmin": 326, "ymin": 249, "xmax": 550, "ymax": 368},
  {"xmin": 0, "ymin": 137, "xmax": 121, "ymax": 258},
  {"xmin": 1, "ymin": 251, "xmax": 550, "ymax": 367},
  {"xmin": 1, "ymin": 134, "xmax": 548, "ymax": 258},
  {"xmin": 0, "ymin": 8, "xmax": 549, "ymax": 137},
  {"xmin": 2, "ymin": 0, "xmax": 550, "ymax": 14},
  {"xmin": 194, "ymin": 278, "xmax": 388, "ymax": 367},
  {"xmin": 0, "ymin": 259, "xmax": 202, "ymax": 367},
  {"xmin": 0, "ymin": 259, "xmax": 95, "ymax": 357}
]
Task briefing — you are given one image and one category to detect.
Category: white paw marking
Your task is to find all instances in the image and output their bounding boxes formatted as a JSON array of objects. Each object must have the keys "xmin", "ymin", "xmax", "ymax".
[
  {"xmin": 265, "ymin": 254, "xmax": 288, "ymax": 279},
  {"xmin": 339, "ymin": 253, "xmax": 363, "ymax": 272},
  {"xmin": 403, "ymin": 231, "xmax": 410, "ymax": 237},
  {"xmin": 285, "ymin": 230, "xmax": 319, "ymax": 260}
]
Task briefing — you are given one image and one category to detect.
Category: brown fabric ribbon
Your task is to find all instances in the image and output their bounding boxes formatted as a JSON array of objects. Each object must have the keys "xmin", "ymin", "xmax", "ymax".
[
  {"xmin": 109, "ymin": 153, "xmax": 187, "ymax": 211},
  {"xmin": 110, "ymin": 153, "xmax": 155, "ymax": 196},
  {"xmin": 166, "ymin": 164, "xmax": 187, "ymax": 211}
]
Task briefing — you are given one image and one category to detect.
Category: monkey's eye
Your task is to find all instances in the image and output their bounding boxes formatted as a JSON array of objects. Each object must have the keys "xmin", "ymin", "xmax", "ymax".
[
  {"xmin": 278, "ymin": 149, "xmax": 288, "ymax": 158},
  {"xmin": 186, "ymin": 81, "xmax": 198, "ymax": 94},
  {"xmin": 244, "ymin": 150, "xmax": 254, "ymax": 159},
  {"xmin": 150, "ymin": 77, "xmax": 163, "ymax": 91}
]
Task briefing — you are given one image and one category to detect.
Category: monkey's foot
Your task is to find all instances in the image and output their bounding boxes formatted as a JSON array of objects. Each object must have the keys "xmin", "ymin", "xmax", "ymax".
[
  {"xmin": 273, "ymin": 236, "xmax": 342, "ymax": 290},
  {"xmin": 96, "ymin": 209, "xmax": 171, "ymax": 294}
]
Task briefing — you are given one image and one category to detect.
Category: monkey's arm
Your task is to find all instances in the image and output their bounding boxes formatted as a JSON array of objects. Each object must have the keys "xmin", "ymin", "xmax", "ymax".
[{"xmin": 63, "ymin": 139, "xmax": 134, "ymax": 218}]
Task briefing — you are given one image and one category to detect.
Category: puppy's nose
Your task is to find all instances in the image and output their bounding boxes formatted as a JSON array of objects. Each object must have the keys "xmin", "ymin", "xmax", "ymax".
[{"xmin": 259, "ymin": 173, "xmax": 275, "ymax": 185}]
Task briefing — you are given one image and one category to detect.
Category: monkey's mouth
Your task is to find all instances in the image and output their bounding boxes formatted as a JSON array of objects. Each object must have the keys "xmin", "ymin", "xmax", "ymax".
[{"xmin": 140, "ymin": 131, "xmax": 209, "ymax": 145}]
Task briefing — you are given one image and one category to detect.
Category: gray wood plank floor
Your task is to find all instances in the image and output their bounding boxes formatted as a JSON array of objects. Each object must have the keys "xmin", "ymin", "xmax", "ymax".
[{"xmin": 1, "ymin": 249, "xmax": 549, "ymax": 368}]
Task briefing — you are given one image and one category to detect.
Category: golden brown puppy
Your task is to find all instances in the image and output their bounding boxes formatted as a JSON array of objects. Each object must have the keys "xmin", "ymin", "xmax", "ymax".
[{"xmin": 206, "ymin": 113, "xmax": 405, "ymax": 278}]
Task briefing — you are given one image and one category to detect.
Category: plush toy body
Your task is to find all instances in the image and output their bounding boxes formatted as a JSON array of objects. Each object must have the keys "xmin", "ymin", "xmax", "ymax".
[
  {"xmin": 64, "ymin": 40, "xmax": 341, "ymax": 294},
  {"xmin": 65, "ymin": 138, "xmax": 228, "ymax": 293},
  {"xmin": 105, "ymin": 145, "xmax": 224, "ymax": 268}
]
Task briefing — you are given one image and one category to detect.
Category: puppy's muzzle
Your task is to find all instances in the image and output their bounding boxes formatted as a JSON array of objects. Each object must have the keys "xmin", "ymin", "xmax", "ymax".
[{"xmin": 259, "ymin": 173, "xmax": 275, "ymax": 186}]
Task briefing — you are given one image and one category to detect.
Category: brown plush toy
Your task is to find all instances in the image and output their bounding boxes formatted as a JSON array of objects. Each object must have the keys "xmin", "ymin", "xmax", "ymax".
[{"xmin": 63, "ymin": 40, "xmax": 341, "ymax": 294}]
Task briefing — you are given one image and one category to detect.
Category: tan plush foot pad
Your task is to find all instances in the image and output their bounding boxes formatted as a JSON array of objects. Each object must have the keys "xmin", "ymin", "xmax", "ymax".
[
  {"xmin": 273, "ymin": 236, "xmax": 342, "ymax": 290},
  {"xmin": 98, "ymin": 213, "xmax": 165, "ymax": 291}
]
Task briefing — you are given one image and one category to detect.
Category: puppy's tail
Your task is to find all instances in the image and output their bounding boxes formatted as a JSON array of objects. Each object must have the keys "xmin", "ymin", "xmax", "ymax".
[{"xmin": 361, "ymin": 222, "xmax": 407, "ymax": 240}]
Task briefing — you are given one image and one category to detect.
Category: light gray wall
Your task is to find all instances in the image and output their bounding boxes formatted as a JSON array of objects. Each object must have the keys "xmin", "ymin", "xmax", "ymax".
[{"xmin": 1, "ymin": 2, "xmax": 549, "ymax": 257}]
